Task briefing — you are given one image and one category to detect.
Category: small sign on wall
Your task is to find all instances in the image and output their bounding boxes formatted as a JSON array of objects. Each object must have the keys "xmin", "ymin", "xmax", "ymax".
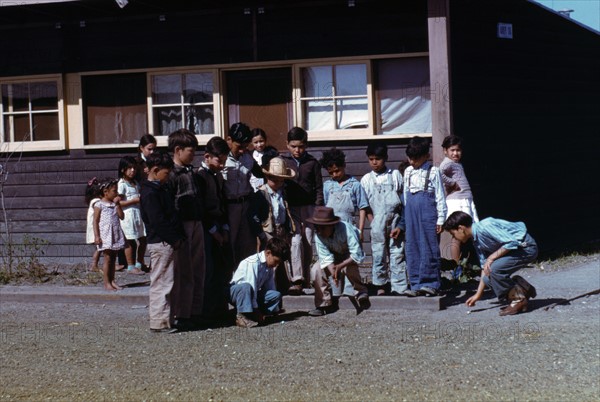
[{"xmin": 497, "ymin": 22, "xmax": 513, "ymax": 39}]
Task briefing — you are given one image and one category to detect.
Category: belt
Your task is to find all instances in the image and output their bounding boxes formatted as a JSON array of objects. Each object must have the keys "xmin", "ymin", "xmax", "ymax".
[{"xmin": 226, "ymin": 194, "xmax": 252, "ymax": 204}]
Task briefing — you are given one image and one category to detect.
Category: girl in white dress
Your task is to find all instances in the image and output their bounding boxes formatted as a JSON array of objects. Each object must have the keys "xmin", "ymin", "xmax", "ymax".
[
  {"xmin": 93, "ymin": 178, "xmax": 126, "ymax": 290},
  {"xmin": 117, "ymin": 156, "xmax": 147, "ymax": 275},
  {"xmin": 85, "ymin": 178, "xmax": 102, "ymax": 271}
]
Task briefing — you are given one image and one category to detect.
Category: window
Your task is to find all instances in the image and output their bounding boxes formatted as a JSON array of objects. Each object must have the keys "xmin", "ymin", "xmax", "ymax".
[
  {"xmin": 375, "ymin": 57, "xmax": 431, "ymax": 135},
  {"xmin": 82, "ymin": 73, "xmax": 148, "ymax": 145},
  {"xmin": 299, "ymin": 63, "xmax": 369, "ymax": 132},
  {"xmin": 1, "ymin": 79, "xmax": 64, "ymax": 150},
  {"xmin": 151, "ymin": 72, "xmax": 215, "ymax": 136}
]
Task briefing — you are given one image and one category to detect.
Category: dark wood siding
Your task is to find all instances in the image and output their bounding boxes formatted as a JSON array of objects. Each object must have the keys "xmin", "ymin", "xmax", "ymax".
[
  {"xmin": 1, "ymin": 141, "xmax": 411, "ymax": 264},
  {"xmin": 448, "ymin": 0, "xmax": 600, "ymax": 251}
]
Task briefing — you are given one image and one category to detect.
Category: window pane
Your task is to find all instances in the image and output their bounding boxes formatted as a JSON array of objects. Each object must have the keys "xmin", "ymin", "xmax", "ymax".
[
  {"xmin": 184, "ymin": 73, "xmax": 213, "ymax": 104},
  {"xmin": 337, "ymin": 98, "xmax": 368, "ymax": 129},
  {"xmin": 3, "ymin": 83, "xmax": 29, "ymax": 111},
  {"xmin": 32, "ymin": 113, "xmax": 59, "ymax": 141},
  {"xmin": 185, "ymin": 105, "xmax": 214, "ymax": 134},
  {"xmin": 152, "ymin": 74, "xmax": 181, "ymax": 104},
  {"xmin": 303, "ymin": 100, "xmax": 334, "ymax": 131},
  {"xmin": 335, "ymin": 64, "xmax": 367, "ymax": 96},
  {"xmin": 376, "ymin": 57, "xmax": 431, "ymax": 134},
  {"xmin": 302, "ymin": 66, "xmax": 333, "ymax": 98},
  {"xmin": 82, "ymin": 73, "xmax": 147, "ymax": 145},
  {"xmin": 153, "ymin": 106, "xmax": 182, "ymax": 136},
  {"xmin": 4, "ymin": 114, "xmax": 30, "ymax": 142},
  {"xmin": 30, "ymin": 82, "xmax": 58, "ymax": 111}
]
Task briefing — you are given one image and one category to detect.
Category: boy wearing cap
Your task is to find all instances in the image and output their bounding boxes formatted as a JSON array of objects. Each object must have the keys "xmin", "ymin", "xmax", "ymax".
[
  {"xmin": 308, "ymin": 206, "xmax": 371, "ymax": 316},
  {"xmin": 222, "ymin": 122, "xmax": 265, "ymax": 267},
  {"xmin": 251, "ymin": 157, "xmax": 296, "ymax": 292}
]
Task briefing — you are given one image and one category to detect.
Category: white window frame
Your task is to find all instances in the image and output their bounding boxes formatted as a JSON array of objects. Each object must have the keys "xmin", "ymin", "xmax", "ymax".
[
  {"xmin": 148, "ymin": 69, "xmax": 220, "ymax": 148},
  {"xmin": 0, "ymin": 75, "xmax": 66, "ymax": 152},
  {"xmin": 293, "ymin": 60, "xmax": 374, "ymax": 140}
]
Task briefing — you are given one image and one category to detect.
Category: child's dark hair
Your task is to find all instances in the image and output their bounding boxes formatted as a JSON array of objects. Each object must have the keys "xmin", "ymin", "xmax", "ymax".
[
  {"xmin": 287, "ymin": 127, "xmax": 308, "ymax": 143},
  {"xmin": 406, "ymin": 137, "xmax": 430, "ymax": 159},
  {"xmin": 228, "ymin": 122, "xmax": 252, "ymax": 144},
  {"xmin": 442, "ymin": 211, "xmax": 473, "ymax": 232},
  {"xmin": 261, "ymin": 146, "xmax": 280, "ymax": 168},
  {"xmin": 168, "ymin": 129, "xmax": 198, "ymax": 152},
  {"xmin": 251, "ymin": 128, "xmax": 267, "ymax": 141},
  {"xmin": 320, "ymin": 148, "xmax": 346, "ymax": 169},
  {"xmin": 118, "ymin": 156, "xmax": 137, "ymax": 178},
  {"xmin": 85, "ymin": 177, "xmax": 102, "ymax": 204},
  {"xmin": 138, "ymin": 133, "xmax": 157, "ymax": 150},
  {"xmin": 442, "ymin": 135, "xmax": 463, "ymax": 149},
  {"xmin": 398, "ymin": 160, "xmax": 410, "ymax": 176},
  {"xmin": 366, "ymin": 142, "xmax": 388, "ymax": 158},
  {"xmin": 265, "ymin": 237, "xmax": 291, "ymax": 261},
  {"xmin": 146, "ymin": 150, "xmax": 174, "ymax": 170},
  {"xmin": 97, "ymin": 177, "xmax": 118, "ymax": 194},
  {"xmin": 205, "ymin": 136, "xmax": 230, "ymax": 157}
]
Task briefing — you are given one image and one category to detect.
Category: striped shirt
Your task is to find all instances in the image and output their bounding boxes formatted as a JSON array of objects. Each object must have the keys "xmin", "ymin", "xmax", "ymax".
[
  {"xmin": 403, "ymin": 161, "xmax": 447, "ymax": 225},
  {"xmin": 472, "ymin": 218, "xmax": 529, "ymax": 266}
]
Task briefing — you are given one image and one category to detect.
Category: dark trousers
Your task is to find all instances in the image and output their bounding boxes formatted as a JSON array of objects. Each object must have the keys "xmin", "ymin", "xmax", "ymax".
[
  {"xmin": 482, "ymin": 233, "xmax": 538, "ymax": 299},
  {"xmin": 405, "ymin": 191, "xmax": 441, "ymax": 290}
]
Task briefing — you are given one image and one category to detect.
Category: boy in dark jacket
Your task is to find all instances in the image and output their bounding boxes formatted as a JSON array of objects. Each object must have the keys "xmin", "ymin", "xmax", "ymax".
[
  {"xmin": 281, "ymin": 127, "xmax": 324, "ymax": 295},
  {"xmin": 140, "ymin": 151, "xmax": 185, "ymax": 333}
]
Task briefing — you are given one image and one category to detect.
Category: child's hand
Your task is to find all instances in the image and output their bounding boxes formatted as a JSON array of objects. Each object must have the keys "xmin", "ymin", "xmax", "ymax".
[
  {"xmin": 94, "ymin": 237, "xmax": 101, "ymax": 246},
  {"xmin": 390, "ymin": 228, "xmax": 401, "ymax": 239},
  {"xmin": 436, "ymin": 225, "xmax": 443, "ymax": 234},
  {"xmin": 466, "ymin": 295, "xmax": 478, "ymax": 307},
  {"xmin": 113, "ymin": 196, "xmax": 121, "ymax": 205},
  {"xmin": 212, "ymin": 231, "xmax": 225, "ymax": 246}
]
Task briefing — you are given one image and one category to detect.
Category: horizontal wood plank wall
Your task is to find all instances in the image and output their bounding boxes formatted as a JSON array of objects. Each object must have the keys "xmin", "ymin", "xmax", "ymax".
[
  {"xmin": 1, "ymin": 141, "xmax": 411, "ymax": 264},
  {"xmin": 449, "ymin": 0, "xmax": 600, "ymax": 252}
]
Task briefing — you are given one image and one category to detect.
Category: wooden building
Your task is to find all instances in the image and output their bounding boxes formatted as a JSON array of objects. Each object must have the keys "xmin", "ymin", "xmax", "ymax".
[{"xmin": 1, "ymin": 0, "xmax": 598, "ymax": 264}]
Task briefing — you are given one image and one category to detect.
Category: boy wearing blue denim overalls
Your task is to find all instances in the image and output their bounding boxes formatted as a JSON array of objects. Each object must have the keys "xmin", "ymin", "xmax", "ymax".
[
  {"xmin": 320, "ymin": 148, "xmax": 369, "ymax": 297},
  {"xmin": 403, "ymin": 137, "xmax": 447, "ymax": 296},
  {"xmin": 360, "ymin": 143, "xmax": 407, "ymax": 296}
]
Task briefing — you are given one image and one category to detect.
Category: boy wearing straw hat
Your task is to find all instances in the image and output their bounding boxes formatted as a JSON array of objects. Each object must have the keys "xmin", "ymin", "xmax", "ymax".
[
  {"xmin": 307, "ymin": 206, "xmax": 371, "ymax": 316},
  {"xmin": 251, "ymin": 157, "xmax": 296, "ymax": 292}
]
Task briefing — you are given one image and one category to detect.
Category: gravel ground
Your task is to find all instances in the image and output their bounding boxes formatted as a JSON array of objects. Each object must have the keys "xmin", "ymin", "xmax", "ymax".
[{"xmin": 1, "ymin": 256, "xmax": 599, "ymax": 401}]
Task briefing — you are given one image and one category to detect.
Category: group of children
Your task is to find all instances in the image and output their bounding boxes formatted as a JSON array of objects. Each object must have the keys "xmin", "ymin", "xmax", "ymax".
[{"xmin": 86, "ymin": 125, "xmax": 540, "ymax": 331}]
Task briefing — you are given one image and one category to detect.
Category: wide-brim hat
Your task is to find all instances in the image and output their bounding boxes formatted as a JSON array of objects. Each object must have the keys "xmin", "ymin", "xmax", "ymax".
[
  {"xmin": 305, "ymin": 206, "xmax": 340, "ymax": 226},
  {"xmin": 262, "ymin": 157, "xmax": 296, "ymax": 179}
]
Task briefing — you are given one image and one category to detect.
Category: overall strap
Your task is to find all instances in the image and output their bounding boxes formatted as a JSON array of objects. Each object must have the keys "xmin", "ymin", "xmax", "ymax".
[{"xmin": 423, "ymin": 165, "xmax": 433, "ymax": 192}]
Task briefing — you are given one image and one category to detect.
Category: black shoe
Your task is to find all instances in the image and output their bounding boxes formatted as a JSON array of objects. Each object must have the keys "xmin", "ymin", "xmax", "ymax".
[
  {"xmin": 356, "ymin": 293, "xmax": 371, "ymax": 310},
  {"xmin": 417, "ymin": 287, "xmax": 440, "ymax": 297},
  {"xmin": 308, "ymin": 305, "xmax": 337, "ymax": 316},
  {"xmin": 173, "ymin": 318, "xmax": 197, "ymax": 332}
]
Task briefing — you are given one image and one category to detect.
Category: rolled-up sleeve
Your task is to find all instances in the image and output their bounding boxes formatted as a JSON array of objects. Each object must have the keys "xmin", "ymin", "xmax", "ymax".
[
  {"xmin": 345, "ymin": 223, "xmax": 365, "ymax": 264},
  {"xmin": 315, "ymin": 235, "xmax": 335, "ymax": 269}
]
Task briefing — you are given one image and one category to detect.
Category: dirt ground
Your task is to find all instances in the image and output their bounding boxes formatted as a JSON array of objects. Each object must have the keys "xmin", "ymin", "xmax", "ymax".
[{"xmin": 1, "ymin": 255, "xmax": 599, "ymax": 401}]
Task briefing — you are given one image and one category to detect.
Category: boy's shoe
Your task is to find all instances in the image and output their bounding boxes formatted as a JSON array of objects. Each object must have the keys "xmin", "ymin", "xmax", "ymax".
[
  {"xmin": 236, "ymin": 314, "xmax": 259, "ymax": 328},
  {"xmin": 356, "ymin": 293, "xmax": 371, "ymax": 310},
  {"xmin": 376, "ymin": 288, "xmax": 386, "ymax": 296},
  {"xmin": 512, "ymin": 275, "xmax": 537, "ymax": 299},
  {"xmin": 401, "ymin": 289, "xmax": 419, "ymax": 297},
  {"xmin": 417, "ymin": 287, "xmax": 439, "ymax": 297},
  {"xmin": 499, "ymin": 298, "xmax": 528, "ymax": 316},
  {"xmin": 150, "ymin": 327, "xmax": 178, "ymax": 334},
  {"xmin": 288, "ymin": 284, "xmax": 303, "ymax": 296},
  {"xmin": 173, "ymin": 318, "xmax": 197, "ymax": 332},
  {"xmin": 308, "ymin": 305, "xmax": 337, "ymax": 317}
]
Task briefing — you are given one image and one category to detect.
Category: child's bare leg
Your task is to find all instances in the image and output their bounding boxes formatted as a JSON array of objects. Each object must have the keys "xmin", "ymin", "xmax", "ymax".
[
  {"xmin": 136, "ymin": 237, "xmax": 147, "ymax": 266},
  {"xmin": 102, "ymin": 250, "xmax": 115, "ymax": 291},
  {"xmin": 450, "ymin": 238, "xmax": 461, "ymax": 263},
  {"xmin": 91, "ymin": 249, "xmax": 101, "ymax": 271},
  {"xmin": 106, "ymin": 250, "xmax": 122, "ymax": 290},
  {"xmin": 124, "ymin": 240, "xmax": 136, "ymax": 266}
]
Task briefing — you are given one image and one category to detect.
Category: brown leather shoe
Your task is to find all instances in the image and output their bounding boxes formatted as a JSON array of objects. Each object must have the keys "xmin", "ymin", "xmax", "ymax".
[
  {"xmin": 287, "ymin": 284, "xmax": 303, "ymax": 296},
  {"xmin": 512, "ymin": 275, "xmax": 537, "ymax": 299},
  {"xmin": 499, "ymin": 298, "xmax": 528, "ymax": 316},
  {"xmin": 236, "ymin": 314, "xmax": 258, "ymax": 328}
]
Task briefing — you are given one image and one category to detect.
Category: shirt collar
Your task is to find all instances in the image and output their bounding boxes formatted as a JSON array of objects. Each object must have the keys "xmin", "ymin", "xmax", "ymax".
[
  {"xmin": 372, "ymin": 167, "xmax": 392, "ymax": 176},
  {"xmin": 258, "ymin": 251, "xmax": 266, "ymax": 263}
]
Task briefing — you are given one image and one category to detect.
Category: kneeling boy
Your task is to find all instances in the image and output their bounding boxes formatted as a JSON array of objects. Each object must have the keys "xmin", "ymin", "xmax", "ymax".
[
  {"xmin": 308, "ymin": 206, "xmax": 371, "ymax": 316},
  {"xmin": 443, "ymin": 211, "xmax": 538, "ymax": 316},
  {"xmin": 229, "ymin": 237, "xmax": 291, "ymax": 328}
]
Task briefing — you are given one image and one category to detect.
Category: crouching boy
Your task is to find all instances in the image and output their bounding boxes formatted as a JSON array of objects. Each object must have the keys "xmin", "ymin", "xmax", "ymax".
[
  {"xmin": 308, "ymin": 206, "xmax": 371, "ymax": 316},
  {"xmin": 443, "ymin": 211, "xmax": 538, "ymax": 316},
  {"xmin": 229, "ymin": 237, "xmax": 291, "ymax": 328},
  {"xmin": 140, "ymin": 151, "xmax": 185, "ymax": 333}
]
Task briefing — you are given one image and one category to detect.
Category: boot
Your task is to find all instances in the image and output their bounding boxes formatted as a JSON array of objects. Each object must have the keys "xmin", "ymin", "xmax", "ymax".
[
  {"xmin": 499, "ymin": 284, "xmax": 528, "ymax": 316},
  {"xmin": 512, "ymin": 275, "xmax": 537, "ymax": 299}
]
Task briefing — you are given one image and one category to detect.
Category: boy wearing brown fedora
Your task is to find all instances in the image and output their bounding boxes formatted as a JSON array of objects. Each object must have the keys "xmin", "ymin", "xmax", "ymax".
[
  {"xmin": 307, "ymin": 206, "xmax": 371, "ymax": 316},
  {"xmin": 252, "ymin": 157, "xmax": 296, "ymax": 293}
]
